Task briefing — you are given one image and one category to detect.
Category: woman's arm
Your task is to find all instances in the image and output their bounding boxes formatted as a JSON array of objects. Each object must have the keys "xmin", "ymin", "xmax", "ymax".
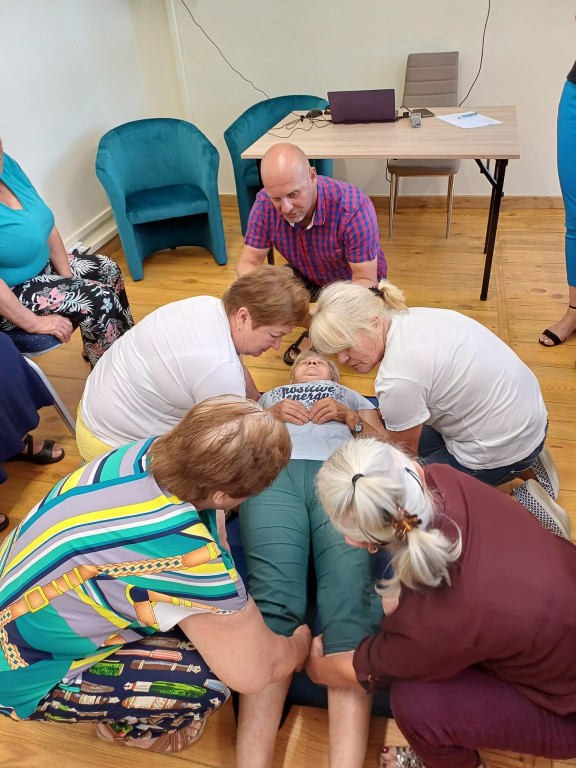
[
  {"xmin": 305, "ymin": 636, "xmax": 362, "ymax": 689},
  {"xmin": 179, "ymin": 597, "xmax": 311, "ymax": 694},
  {"xmin": 47, "ymin": 227, "xmax": 73, "ymax": 277},
  {"xmin": 384, "ymin": 423, "xmax": 423, "ymax": 456},
  {"xmin": 308, "ymin": 398, "xmax": 387, "ymax": 438},
  {"xmin": 0, "ymin": 277, "xmax": 73, "ymax": 341}
]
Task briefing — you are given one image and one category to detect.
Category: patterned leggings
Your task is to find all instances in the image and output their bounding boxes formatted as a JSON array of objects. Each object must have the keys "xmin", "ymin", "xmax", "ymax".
[
  {"xmin": 0, "ymin": 250, "xmax": 134, "ymax": 366},
  {"xmin": 27, "ymin": 628, "xmax": 229, "ymax": 742}
]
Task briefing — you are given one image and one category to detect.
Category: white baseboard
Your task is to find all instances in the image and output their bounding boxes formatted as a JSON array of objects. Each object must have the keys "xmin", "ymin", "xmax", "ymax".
[{"xmin": 64, "ymin": 208, "xmax": 118, "ymax": 253}]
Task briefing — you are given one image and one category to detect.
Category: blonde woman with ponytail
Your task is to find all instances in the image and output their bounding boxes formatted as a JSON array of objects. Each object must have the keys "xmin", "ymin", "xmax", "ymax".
[
  {"xmin": 310, "ymin": 280, "xmax": 570, "ymax": 539},
  {"xmin": 307, "ymin": 437, "xmax": 576, "ymax": 768}
]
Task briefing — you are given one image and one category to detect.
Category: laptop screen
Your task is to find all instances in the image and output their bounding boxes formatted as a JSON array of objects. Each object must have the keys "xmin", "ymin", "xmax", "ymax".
[{"xmin": 327, "ymin": 89, "xmax": 396, "ymax": 124}]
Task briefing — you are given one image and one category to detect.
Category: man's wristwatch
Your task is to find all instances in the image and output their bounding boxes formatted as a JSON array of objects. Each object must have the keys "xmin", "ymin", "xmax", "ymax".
[{"xmin": 351, "ymin": 414, "xmax": 363, "ymax": 435}]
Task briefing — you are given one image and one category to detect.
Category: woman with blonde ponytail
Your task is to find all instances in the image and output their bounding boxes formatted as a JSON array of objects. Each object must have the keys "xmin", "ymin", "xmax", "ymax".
[
  {"xmin": 310, "ymin": 280, "xmax": 569, "ymax": 539},
  {"xmin": 307, "ymin": 437, "xmax": 576, "ymax": 768}
]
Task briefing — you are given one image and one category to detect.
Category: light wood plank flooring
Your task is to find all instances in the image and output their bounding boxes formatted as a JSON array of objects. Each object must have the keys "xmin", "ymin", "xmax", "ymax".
[{"xmin": 1, "ymin": 198, "xmax": 575, "ymax": 768}]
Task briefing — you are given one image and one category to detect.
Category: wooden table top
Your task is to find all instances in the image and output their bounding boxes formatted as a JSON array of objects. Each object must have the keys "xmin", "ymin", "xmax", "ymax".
[{"xmin": 241, "ymin": 106, "xmax": 520, "ymax": 161}]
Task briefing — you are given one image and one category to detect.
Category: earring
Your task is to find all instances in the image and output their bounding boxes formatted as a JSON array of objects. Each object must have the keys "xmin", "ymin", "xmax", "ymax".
[
  {"xmin": 236, "ymin": 327, "xmax": 240, "ymax": 331},
  {"xmin": 368, "ymin": 545, "xmax": 379, "ymax": 554}
]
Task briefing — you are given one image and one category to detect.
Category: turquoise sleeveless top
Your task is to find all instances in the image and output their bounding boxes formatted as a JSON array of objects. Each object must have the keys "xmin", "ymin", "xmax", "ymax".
[{"xmin": 0, "ymin": 154, "xmax": 55, "ymax": 287}]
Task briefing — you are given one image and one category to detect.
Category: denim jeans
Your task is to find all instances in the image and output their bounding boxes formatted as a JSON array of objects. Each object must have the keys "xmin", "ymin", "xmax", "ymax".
[{"xmin": 417, "ymin": 425, "xmax": 546, "ymax": 487}]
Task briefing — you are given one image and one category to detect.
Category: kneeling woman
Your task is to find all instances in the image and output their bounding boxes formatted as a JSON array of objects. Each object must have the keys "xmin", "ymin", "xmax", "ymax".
[
  {"xmin": 237, "ymin": 352, "xmax": 386, "ymax": 768},
  {"xmin": 308, "ymin": 438, "xmax": 576, "ymax": 768},
  {"xmin": 0, "ymin": 396, "xmax": 311, "ymax": 754}
]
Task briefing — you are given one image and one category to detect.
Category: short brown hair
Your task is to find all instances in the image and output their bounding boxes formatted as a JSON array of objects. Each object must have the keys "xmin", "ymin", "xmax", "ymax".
[
  {"xmin": 150, "ymin": 395, "xmax": 291, "ymax": 503},
  {"xmin": 222, "ymin": 266, "xmax": 310, "ymax": 328}
]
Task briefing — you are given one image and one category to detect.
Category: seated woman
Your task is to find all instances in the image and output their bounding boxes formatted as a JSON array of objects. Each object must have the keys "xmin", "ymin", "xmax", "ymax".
[
  {"xmin": 0, "ymin": 137, "xmax": 133, "ymax": 366},
  {"xmin": 308, "ymin": 437, "xmax": 576, "ymax": 768},
  {"xmin": 0, "ymin": 395, "xmax": 311, "ymax": 753},
  {"xmin": 0, "ymin": 331, "xmax": 65, "ymax": 532},
  {"xmin": 76, "ymin": 265, "xmax": 309, "ymax": 462},
  {"xmin": 237, "ymin": 352, "xmax": 386, "ymax": 768},
  {"xmin": 310, "ymin": 280, "xmax": 569, "ymax": 537}
]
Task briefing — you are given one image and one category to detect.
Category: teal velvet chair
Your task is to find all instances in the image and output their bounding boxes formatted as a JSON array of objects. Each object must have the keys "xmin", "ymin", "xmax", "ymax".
[
  {"xmin": 96, "ymin": 118, "xmax": 226, "ymax": 281},
  {"xmin": 224, "ymin": 96, "xmax": 334, "ymax": 235}
]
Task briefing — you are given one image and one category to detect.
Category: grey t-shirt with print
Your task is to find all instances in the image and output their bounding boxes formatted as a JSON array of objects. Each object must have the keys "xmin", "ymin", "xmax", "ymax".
[{"xmin": 259, "ymin": 380, "xmax": 375, "ymax": 461}]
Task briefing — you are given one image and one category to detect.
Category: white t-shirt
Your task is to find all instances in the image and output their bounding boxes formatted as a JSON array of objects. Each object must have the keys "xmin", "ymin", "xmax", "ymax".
[
  {"xmin": 81, "ymin": 296, "xmax": 245, "ymax": 446},
  {"xmin": 259, "ymin": 380, "xmax": 375, "ymax": 461},
  {"xmin": 375, "ymin": 308, "xmax": 547, "ymax": 469}
]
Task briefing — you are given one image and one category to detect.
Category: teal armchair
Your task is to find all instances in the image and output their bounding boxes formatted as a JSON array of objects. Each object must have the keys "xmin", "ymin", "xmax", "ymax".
[
  {"xmin": 96, "ymin": 118, "xmax": 226, "ymax": 281},
  {"xmin": 224, "ymin": 96, "xmax": 334, "ymax": 235}
]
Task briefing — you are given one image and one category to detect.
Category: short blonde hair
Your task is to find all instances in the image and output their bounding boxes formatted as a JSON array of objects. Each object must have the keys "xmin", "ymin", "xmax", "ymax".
[
  {"xmin": 222, "ymin": 266, "xmax": 310, "ymax": 329},
  {"xmin": 289, "ymin": 351, "xmax": 340, "ymax": 384},
  {"xmin": 150, "ymin": 395, "xmax": 291, "ymax": 503},
  {"xmin": 315, "ymin": 438, "xmax": 461, "ymax": 596},
  {"xmin": 309, "ymin": 280, "xmax": 407, "ymax": 354}
]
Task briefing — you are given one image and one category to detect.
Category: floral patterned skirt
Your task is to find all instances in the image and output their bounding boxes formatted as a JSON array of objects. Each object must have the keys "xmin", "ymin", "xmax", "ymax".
[{"xmin": 0, "ymin": 251, "xmax": 134, "ymax": 365}]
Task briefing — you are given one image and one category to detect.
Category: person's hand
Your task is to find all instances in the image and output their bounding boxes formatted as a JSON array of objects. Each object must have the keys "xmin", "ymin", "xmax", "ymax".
[
  {"xmin": 268, "ymin": 399, "xmax": 310, "ymax": 426},
  {"xmin": 309, "ymin": 397, "xmax": 351, "ymax": 425},
  {"xmin": 305, "ymin": 634, "xmax": 327, "ymax": 684},
  {"xmin": 29, "ymin": 314, "xmax": 73, "ymax": 343},
  {"xmin": 292, "ymin": 624, "xmax": 312, "ymax": 671}
]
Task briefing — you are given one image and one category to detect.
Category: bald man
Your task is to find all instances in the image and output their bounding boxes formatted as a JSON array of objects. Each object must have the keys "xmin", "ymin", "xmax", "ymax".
[{"xmin": 237, "ymin": 143, "xmax": 387, "ymax": 299}]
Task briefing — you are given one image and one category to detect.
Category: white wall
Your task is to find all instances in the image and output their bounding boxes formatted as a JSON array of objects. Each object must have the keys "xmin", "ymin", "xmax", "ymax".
[
  {"xmin": 0, "ymin": 0, "xmax": 181, "ymax": 246},
  {"xmin": 171, "ymin": 0, "xmax": 575, "ymax": 197}
]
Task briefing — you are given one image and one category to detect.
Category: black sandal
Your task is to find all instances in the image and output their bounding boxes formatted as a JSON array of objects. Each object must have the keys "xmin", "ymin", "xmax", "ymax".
[
  {"xmin": 283, "ymin": 330, "xmax": 309, "ymax": 366},
  {"xmin": 539, "ymin": 305, "xmax": 576, "ymax": 347},
  {"xmin": 0, "ymin": 514, "xmax": 9, "ymax": 534},
  {"xmin": 6, "ymin": 434, "xmax": 65, "ymax": 465}
]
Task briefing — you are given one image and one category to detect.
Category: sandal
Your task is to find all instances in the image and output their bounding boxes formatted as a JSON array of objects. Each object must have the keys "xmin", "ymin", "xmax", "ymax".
[
  {"xmin": 0, "ymin": 515, "xmax": 9, "ymax": 534},
  {"xmin": 539, "ymin": 305, "xmax": 576, "ymax": 347},
  {"xmin": 97, "ymin": 717, "xmax": 206, "ymax": 753},
  {"xmin": 380, "ymin": 746, "xmax": 424, "ymax": 768},
  {"xmin": 283, "ymin": 330, "xmax": 309, "ymax": 366},
  {"xmin": 6, "ymin": 434, "xmax": 65, "ymax": 465},
  {"xmin": 380, "ymin": 745, "xmax": 490, "ymax": 768}
]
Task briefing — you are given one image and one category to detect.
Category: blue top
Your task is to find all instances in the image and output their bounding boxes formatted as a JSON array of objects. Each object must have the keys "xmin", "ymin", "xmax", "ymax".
[{"xmin": 0, "ymin": 154, "xmax": 55, "ymax": 287}]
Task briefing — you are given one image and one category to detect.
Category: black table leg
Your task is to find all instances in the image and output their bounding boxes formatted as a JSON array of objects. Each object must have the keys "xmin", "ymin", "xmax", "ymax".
[{"xmin": 480, "ymin": 158, "xmax": 508, "ymax": 300}]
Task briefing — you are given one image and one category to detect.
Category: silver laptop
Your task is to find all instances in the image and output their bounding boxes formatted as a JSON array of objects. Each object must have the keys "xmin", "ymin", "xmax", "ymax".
[{"xmin": 327, "ymin": 89, "xmax": 396, "ymax": 124}]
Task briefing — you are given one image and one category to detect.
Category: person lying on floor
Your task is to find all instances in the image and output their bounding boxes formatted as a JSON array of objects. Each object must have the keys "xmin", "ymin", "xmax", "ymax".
[
  {"xmin": 307, "ymin": 437, "xmax": 576, "ymax": 768},
  {"xmin": 237, "ymin": 351, "xmax": 386, "ymax": 768},
  {"xmin": 0, "ymin": 395, "xmax": 311, "ymax": 754}
]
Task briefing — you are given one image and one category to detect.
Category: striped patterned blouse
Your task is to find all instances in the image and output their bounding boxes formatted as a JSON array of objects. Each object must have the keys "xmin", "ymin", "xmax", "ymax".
[{"xmin": 0, "ymin": 440, "xmax": 246, "ymax": 719}]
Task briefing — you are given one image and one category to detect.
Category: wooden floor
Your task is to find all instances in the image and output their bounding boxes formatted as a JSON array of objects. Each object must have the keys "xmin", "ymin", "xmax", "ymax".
[{"xmin": 1, "ymin": 198, "xmax": 575, "ymax": 767}]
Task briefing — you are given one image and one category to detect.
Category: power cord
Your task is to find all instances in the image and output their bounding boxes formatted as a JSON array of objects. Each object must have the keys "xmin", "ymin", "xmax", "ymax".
[
  {"xmin": 458, "ymin": 0, "xmax": 491, "ymax": 106},
  {"xmin": 176, "ymin": 0, "xmax": 318, "ymax": 132}
]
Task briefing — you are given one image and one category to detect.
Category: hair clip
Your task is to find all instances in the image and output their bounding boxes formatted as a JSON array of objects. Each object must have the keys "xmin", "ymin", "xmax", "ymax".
[
  {"xmin": 392, "ymin": 508, "xmax": 421, "ymax": 540},
  {"xmin": 368, "ymin": 286, "xmax": 384, "ymax": 300}
]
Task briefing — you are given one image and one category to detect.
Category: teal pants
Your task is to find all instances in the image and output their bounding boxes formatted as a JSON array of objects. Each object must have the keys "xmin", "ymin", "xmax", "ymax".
[{"xmin": 239, "ymin": 460, "xmax": 383, "ymax": 654}]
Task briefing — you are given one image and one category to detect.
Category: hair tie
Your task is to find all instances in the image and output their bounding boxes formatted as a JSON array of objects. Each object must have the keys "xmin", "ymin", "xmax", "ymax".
[
  {"xmin": 352, "ymin": 473, "xmax": 364, "ymax": 487},
  {"xmin": 392, "ymin": 508, "xmax": 421, "ymax": 541},
  {"xmin": 368, "ymin": 286, "xmax": 384, "ymax": 300}
]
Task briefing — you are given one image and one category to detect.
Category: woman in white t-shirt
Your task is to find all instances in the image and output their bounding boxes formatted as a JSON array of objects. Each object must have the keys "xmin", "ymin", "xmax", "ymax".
[
  {"xmin": 237, "ymin": 351, "xmax": 386, "ymax": 768},
  {"xmin": 77, "ymin": 266, "xmax": 310, "ymax": 462},
  {"xmin": 309, "ymin": 281, "xmax": 570, "ymax": 539}
]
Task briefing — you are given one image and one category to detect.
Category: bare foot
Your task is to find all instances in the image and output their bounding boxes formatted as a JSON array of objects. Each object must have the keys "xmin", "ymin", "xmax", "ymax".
[{"xmin": 539, "ymin": 306, "xmax": 576, "ymax": 345}]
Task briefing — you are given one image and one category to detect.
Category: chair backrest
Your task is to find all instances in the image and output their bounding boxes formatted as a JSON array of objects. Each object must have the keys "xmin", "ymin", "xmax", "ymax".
[
  {"xmin": 402, "ymin": 51, "xmax": 459, "ymax": 108},
  {"xmin": 224, "ymin": 95, "xmax": 329, "ymax": 158},
  {"xmin": 96, "ymin": 118, "xmax": 219, "ymax": 197}
]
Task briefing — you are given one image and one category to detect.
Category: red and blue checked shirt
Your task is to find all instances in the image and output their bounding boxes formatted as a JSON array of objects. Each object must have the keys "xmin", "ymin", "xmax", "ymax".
[{"xmin": 244, "ymin": 175, "xmax": 387, "ymax": 286}]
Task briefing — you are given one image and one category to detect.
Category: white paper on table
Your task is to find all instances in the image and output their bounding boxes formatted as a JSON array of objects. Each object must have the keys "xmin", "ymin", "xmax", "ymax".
[{"xmin": 435, "ymin": 112, "xmax": 502, "ymax": 129}]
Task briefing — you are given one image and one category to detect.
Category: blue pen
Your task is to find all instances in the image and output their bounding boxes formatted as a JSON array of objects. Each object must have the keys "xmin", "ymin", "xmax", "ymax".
[{"xmin": 458, "ymin": 111, "xmax": 477, "ymax": 119}]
